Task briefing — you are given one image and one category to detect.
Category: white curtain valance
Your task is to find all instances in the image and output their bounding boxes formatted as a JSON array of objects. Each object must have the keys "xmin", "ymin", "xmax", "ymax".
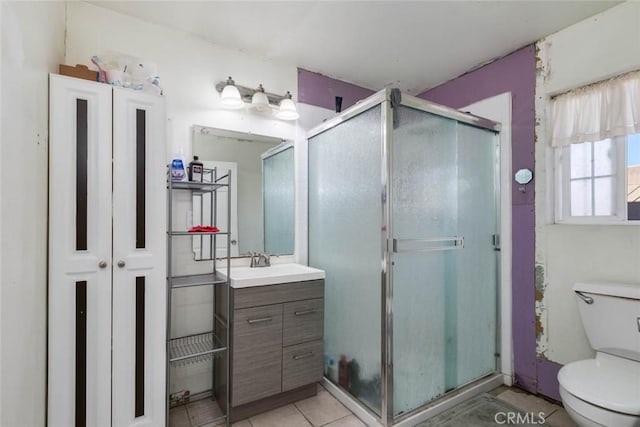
[{"xmin": 550, "ymin": 70, "xmax": 640, "ymax": 147}]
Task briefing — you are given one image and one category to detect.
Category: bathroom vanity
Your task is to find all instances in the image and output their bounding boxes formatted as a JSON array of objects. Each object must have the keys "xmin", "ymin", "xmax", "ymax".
[{"xmin": 215, "ymin": 264, "xmax": 325, "ymax": 422}]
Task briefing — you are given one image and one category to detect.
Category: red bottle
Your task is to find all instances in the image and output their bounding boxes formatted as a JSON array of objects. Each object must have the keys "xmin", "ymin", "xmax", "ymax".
[{"xmin": 338, "ymin": 355, "xmax": 349, "ymax": 388}]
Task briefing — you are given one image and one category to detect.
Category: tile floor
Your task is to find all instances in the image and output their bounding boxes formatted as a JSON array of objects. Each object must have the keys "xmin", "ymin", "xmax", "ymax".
[
  {"xmin": 169, "ymin": 397, "xmax": 225, "ymax": 427},
  {"xmin": 170, "ymin": 383, "xmax": 577, "ymax": 427},
  {"xmin": 489, "ymin": 386, "xmax": 577, "ymax": 427}
]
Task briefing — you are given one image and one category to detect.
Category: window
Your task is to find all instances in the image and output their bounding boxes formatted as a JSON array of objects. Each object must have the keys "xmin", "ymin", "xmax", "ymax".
[
  {"xmin": 555, "ymin": 134, "xmax": 640, "ymax": 222},
  {"xmin": 550, "ymin": 70, "xmax": 640, "ymax": 223},
  {"xmin": 628, "ymin": 134, "xmax": 640, "ymax": 219}
]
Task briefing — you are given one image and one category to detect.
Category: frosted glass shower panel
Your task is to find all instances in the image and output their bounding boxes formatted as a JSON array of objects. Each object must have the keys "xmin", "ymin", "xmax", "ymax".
[
  {"xmin": 391, "ymin": 107, "xmax": 457, "ymax": 416},
  {"xmin": 391, "ymin": 107, "xmax": 498, "ymax": 416},
  {"xmin": 308, "ymin": 106, "xmax": 383, "ymax": 415},
  {"xmin": 454, "ymin": 122, "xmax": 498, "ymax": 386},
  {"xmin": 263, "ymin": 146, "xmax": 294, "ymax": 254}
]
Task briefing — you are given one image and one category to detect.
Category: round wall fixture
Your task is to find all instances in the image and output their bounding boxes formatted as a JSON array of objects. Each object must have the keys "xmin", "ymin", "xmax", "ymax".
[{"xmin": 515, "ymin": 168, "xmax": 533, "ymax": 185}]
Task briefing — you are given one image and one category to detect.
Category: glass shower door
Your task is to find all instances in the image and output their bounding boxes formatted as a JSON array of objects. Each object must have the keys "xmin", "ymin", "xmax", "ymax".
[
  {"xmin": 391, "ymin": 106, "xmax": 498, "ymax": 417},
  {"xmin": 308, "ymin": 106, "xmax": 384, "ymax": 415}
]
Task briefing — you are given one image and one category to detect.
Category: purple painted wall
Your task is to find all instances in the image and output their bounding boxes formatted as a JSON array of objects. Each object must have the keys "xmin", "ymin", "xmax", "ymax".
[
  {"xmin": 537, "ymin": 358, "xmax": 562, "ymax": 401},
  {"xmin": 418, "ymin": 45, "xmax": 536, "ymax": 207},
  {"xmin": 297, "ymin": 68, "xmax": 375, "ymax": 111},
  {"xmin": 418, "ymin": 45, "xmax": 542, "ymax": 396}
]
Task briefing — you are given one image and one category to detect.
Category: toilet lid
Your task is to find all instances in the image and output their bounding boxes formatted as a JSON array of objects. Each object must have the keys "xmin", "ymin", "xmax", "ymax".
[{"xmin": 558, "ymin": 355, "xmax": 640, "ymax": 415}]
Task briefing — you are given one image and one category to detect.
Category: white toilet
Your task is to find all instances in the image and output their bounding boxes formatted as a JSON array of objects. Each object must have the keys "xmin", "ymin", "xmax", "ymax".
[{"xmin": 557, "ymin": 282, "xmax": 640, "ymax": 427}]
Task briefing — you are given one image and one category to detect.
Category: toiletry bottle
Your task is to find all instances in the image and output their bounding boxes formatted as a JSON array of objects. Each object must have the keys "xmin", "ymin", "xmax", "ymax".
[
  {"xmin": 170, "ymin": 147, "xmax": 187, "ymax": 181},
  {"xmin": 347, "ymin": 358, "xmax": 360, "ymax": 393},
  {"xmin": 188, "ymin": 156, "xmax": 203, "ymax": 182},
  {"xmin": 327, "ymin": 358, "xmax": 337, "ymax": 383},
  {"xmin": 338, "ymin": 355, "xmax": 349, "ymax": 388}
]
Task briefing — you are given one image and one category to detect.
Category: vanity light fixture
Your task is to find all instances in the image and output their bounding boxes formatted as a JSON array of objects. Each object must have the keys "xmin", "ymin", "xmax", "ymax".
[
  {"xmin": 219, "ymin": 76, "xmax": 244, "ymax": 110},
  {"xmin": 215, "ymin": 78, "xmax": 298, "ymax": 120},
  {"xmin": 276, "ymin": 91, "xmax": 300, "ymax": 121}
]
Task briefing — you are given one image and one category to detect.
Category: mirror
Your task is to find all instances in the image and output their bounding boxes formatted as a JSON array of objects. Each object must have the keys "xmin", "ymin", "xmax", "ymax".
[
  {"xmin": 263, "ymin": 144, "xmax": 295, "ymax": 254},
  {"xmin": 192, "ymin": 125, "xmax": 295, "ymax": 258}
]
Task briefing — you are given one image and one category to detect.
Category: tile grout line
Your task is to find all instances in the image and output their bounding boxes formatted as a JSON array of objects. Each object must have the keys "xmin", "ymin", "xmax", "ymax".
[
  {"xmin": 185, "ymin": 404, "xmax": 193, "ymax": 427},
  {"xmin": 543, "ymin": 404, "xmax": 559, "ymax": 418},
  {"xmin": 318, "ymin": 413, "xmax": 354, "ymax": 427},
  {"xmin": 293, "ymin": 402, "xmax": 316, "ymax": 426},
  {"xmin": 496, "ymin": 393, "xmax": 561, "ymax": 419},
  {"xmin": 293, "ymin": 391, "xmax": 355, "ymax": 427}
]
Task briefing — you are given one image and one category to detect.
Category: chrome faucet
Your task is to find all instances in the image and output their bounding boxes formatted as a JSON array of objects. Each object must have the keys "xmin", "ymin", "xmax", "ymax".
[{"xmin": 249, "ymin": 251, "xmax": 271, "ymax": 268}]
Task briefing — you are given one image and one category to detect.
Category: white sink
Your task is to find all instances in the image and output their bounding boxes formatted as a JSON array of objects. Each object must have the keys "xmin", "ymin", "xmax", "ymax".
[{"xmin": 217, "ymin": 263, "xmax": 325, "ymax": 288}]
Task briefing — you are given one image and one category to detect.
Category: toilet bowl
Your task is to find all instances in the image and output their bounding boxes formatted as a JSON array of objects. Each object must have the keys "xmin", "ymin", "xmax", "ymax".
[
  {"xmin": 557, "ymin": 282, "xmax": 640, "ymax": 427},
  {"xmin": 558, "ymin": 353, "xmax": 640, "ymax": 427}
]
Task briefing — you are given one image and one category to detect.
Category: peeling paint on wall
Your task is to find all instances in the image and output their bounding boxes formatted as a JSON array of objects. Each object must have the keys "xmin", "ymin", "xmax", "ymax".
[
  {"xmin": 534, "ymin": 39, "xmax": 551, "ymax": 359},
  {"xmin": 534, "ymin": 264, "xmax": 548, "ymax": 357},
  {"xmin": 535, "ymin": 40, "xmax": 552, "ymax": 82},
  {"xmin": 535, "ymin": 264, "xmax": 545, "ymax": 300}
]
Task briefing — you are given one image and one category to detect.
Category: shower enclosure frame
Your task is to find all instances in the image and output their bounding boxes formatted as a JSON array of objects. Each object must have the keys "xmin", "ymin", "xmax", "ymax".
[{"xmin": 307, "ymin": 89, "xmax": 503, "ymax": 427}]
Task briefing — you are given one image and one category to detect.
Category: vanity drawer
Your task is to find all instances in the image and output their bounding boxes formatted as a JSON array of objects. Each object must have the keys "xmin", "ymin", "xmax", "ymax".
[
  {"xmin": 283, "ymin": 298, "xmax": 324, "ymax": 347},
  {"xmin": 233, "ymin": 280, "xmax": 324, "ymax": 309},
  {"xmin": 232, "ymin": 304, "xmax": 283, "ymax": 406},
  {"xmin": 282, "ymin": 340, "xmax": 323, "ymax": 392}
]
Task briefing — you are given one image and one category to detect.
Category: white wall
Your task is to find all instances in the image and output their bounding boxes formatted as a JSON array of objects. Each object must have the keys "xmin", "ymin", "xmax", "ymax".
[
  {"xmin": 65, "ymin": 1, "xmax": 306, "ymax": 160},
  {"xmin": 535, "ymin": 1, "xmax": 640, "ymax": 364},
  {"xmin": 0, "ymin": 1, "xmax": 66, "ymax": 426},
  {"xmin": 542, "ymin": 1, "xmax": 640, "ymax": 96}
]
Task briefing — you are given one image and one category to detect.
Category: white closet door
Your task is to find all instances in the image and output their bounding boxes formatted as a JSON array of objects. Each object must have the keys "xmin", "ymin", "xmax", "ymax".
[
  {"xmin": 111, "ymin": 88, "xmax": 167, "ymax": 427},
  {"xmin": 48, "ymin": 75, "xmax": 113, "ymax": 427}
]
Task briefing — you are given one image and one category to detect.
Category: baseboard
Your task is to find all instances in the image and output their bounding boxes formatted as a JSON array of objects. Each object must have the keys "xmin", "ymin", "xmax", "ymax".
[{"xmin": 229, "ymin": 383, "xmax": 317, "ymax": 423}]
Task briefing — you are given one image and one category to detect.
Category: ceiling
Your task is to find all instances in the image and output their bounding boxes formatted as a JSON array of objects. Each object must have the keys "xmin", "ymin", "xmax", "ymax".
[{"xmin": 91, "ymin": 1, "xmax": 620, "ymax": 94}]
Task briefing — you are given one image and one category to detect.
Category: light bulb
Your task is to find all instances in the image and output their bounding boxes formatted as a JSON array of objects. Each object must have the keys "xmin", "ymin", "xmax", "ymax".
[
  {"xmin": 276, "ymin": 91, "xmax": 299, "ymax": 120},
  {"xmin": 220, "ymin": 76, "xmax": 244, "ymax": 110},
  {"xmin": 251, "ymin": 84, "xmax": 271, "ymax": 113}
]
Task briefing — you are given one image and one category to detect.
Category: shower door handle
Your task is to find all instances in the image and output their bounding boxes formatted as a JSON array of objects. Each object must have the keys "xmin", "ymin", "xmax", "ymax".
[{"xmin": 392, "ymin": 237, "xmax": 464, "ymax": 253}]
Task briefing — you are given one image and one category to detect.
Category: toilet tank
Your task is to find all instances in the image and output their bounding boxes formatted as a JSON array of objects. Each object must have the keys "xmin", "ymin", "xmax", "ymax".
[{"xmin": 573, "ymin": 282, "xmax": 640, "ymax": 361}]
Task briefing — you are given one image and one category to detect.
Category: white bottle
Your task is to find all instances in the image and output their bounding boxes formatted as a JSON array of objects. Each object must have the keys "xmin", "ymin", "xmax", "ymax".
[{"xmin": 170, "ymin": 146, "xmax": 187, "ymax": 181}]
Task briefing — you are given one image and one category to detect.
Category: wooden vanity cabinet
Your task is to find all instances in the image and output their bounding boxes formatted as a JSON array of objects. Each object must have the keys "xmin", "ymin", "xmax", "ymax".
[
  {"xmin": 217, "ymin": 279, "xmax": 324, "ymax": 422},
  {"xmin": 232, "ymin": 304, "xmax": 283, "ymax": 405}
]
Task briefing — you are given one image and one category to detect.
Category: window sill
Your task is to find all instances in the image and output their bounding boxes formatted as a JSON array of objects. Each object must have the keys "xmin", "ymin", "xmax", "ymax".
[{"xmin": 553, "ymin": 219, "xmax": 640, "ymax": 226}]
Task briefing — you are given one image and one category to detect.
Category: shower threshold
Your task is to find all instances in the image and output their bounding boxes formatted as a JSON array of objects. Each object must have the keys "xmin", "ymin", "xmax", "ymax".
[{"xmin": 322, "ymin": 373, "xmax": 503, "ymax": 427}]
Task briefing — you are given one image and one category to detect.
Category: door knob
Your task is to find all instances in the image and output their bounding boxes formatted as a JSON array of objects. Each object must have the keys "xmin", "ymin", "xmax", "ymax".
[
  {"xmin": 117, "ymin": 260, "xmax": 126, "ymax": 268},
  {"xmin": 231, "ymin": 239, "xmax": 237, "ymax": 245},
  {"xmin": 98, "ymin": 260, "xmax": 108, "ymax": 269}
]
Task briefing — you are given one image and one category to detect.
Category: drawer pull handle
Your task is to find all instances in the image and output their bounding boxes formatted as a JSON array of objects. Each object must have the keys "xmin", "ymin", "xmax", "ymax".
[
  {"xmin": 294, "ymin": 309, "xmax": 318, "ymax": 316},
  {"xmin": 293, "ymin": 352, "xmax": 314, "ymax": 360},
  {"xmin": 247, "ymin": 316, "xmax": 273, "ymax": 324}
]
